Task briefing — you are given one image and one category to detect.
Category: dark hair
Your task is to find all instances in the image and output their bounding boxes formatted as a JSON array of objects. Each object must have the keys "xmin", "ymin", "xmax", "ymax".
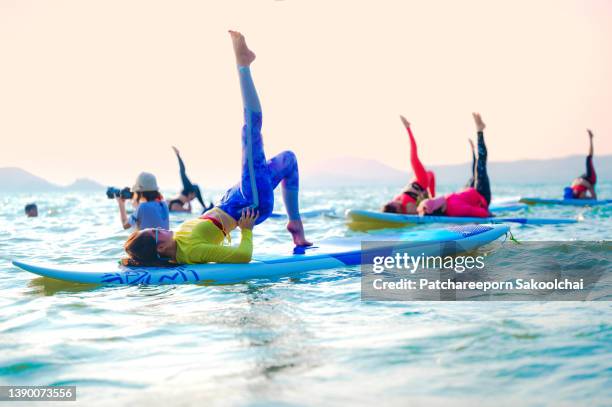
[
  {"xmin": 382, "ymin": 203, "xmax": 398, "ymax": 213},
  {"xmin": 122, "ymin": 231, "xmax": 170, "ymax": 267},
  {"xmin": 181, "ymin": 184, "xmax": 200, "ymax": 197},
  {"xmin": 24, "ymin": 203, "xmax": 37, "ymax": 213},
  {"xmin": 136, "ymin": 191, "xmax": 163, "ymax": 202}
]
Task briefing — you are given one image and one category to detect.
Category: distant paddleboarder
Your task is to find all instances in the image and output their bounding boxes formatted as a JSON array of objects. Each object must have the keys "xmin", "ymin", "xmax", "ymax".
[
  {"xmin": 167, "ymin": 146, "xmax": 213, "ymax": 213},
  {"xmin": 382, "ymin": 116, "xmax": 436, "ymax": 214},
  {"xmin": 565, "ymin": 130, "xmax": 597, "ymax": 200},
  {"xmin": 417, "ymin": 113, "xmax": 492, "ymax": 218}
]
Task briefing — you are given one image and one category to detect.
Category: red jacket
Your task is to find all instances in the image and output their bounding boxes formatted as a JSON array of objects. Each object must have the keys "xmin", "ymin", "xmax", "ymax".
[{"xmin": 445, "ymin": 188, "xmax": 489, "ymax": 218}]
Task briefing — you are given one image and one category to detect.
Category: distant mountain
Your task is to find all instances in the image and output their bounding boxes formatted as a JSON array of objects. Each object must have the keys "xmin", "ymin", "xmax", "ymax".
[
  {"xmin": 2, "ymin": 154, "xmax": 610, "ymax": 192},
  {"xmin": 0, "ymin": 167, "xmax": 104, "ymax": 192},
  {"xmin": 66, "ymin": 178, "xmax": 105, "ymax": 191},
  {"xmin": 303, "ymin": 155, "xmax": 612, "ymax": 187}
]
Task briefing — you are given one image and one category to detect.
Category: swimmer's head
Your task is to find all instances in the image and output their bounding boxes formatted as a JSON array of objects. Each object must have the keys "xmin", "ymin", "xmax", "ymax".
[{"xmin": 24, "ymin": 203, "xmax": 38, "ymax": 217}]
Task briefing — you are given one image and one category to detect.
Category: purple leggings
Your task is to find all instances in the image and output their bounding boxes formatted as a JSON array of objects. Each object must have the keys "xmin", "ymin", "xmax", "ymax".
[{"xmin": 217, "ymin": 109, "xmax": 299, "ymax": 224}]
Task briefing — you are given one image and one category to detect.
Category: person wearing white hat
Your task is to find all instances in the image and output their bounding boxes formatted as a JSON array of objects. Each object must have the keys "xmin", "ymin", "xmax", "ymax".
[{"xmin": 116, "ymin": 172, "xmax": 170, "ymax": 230}]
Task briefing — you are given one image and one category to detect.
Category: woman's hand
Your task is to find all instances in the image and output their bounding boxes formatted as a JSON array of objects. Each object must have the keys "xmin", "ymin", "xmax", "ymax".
[
  {"xmin": 587, "ymin": 129, "xmax": 594, "ymax": 139},
  {"xmin": 417, "ymin": 200, "xmax": 428, "ymax": 216},
  {"xmin": 238, "ymin": 208, "xmax": 259, "ymax": 230},
  {"xmin": 172, "ymin": 146, "xmax": 180, "ymax": 156},
  {"xmin": 472, "ymin": 112, "xmax": 486, "ymax": 132},
  {"xmin": 399, "ymin": 115, "xmax": 410, "ymax": 129}
]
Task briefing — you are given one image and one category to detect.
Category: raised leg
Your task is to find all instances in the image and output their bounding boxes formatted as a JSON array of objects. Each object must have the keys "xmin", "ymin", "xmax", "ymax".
[
  {"xmin": 401, "ymin": 116, "xmax": 429, "ymax": 190},
  {"xmin": 473, "ymin": 131, "xmax": 491, "ymax": 205},
  {"xmin": 466, "ymin": 138, "xmax": 476, "ymax": 188}
]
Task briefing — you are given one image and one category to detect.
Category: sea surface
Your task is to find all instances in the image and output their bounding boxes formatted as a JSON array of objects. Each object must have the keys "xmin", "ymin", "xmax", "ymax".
[{"xmin": 1, "ymin": 182, "xmax": 611, "ymax": 406}]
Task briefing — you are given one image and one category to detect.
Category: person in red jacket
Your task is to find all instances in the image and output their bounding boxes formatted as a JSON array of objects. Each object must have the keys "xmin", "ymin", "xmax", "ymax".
[
  {"xmin": 417, "ymin": 112, "xmax": 491, "ymax": 218},
  {"xmin": 382, "ymin": 116, "xmax": 436, "ymax": 214}
]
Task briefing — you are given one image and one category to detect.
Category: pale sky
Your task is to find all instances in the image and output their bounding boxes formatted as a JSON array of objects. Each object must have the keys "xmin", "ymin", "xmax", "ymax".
[{"xmin": 1, "ymin": 0, "xmax": 611, "ymax": 187}]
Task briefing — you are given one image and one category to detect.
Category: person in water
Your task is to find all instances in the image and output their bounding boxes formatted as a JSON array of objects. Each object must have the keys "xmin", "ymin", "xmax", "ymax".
[
  {"xmin": 24, "ymin": 203, "xmax": 38, "ymax": 217},
  {"xmin": 565, "ymin": 130, "xmax": 597, "ymax": 200},
  {"xmin": 167, "ymin": 146, "xmax": 213, "ymax": 213},
  {"xmin": 382, "ymin": 116, "xmax": 436, "ymax": 214},
  {"xmin": 116, "ymin": 172, "xmax": 170, "ymax": 230},
  {"xmin": 417, "ymin": 113, "xmax": 492, "ymax": 218},
  {"xmin": 121, "ymin": 30, "xmax": 311, "ymax": 266}
]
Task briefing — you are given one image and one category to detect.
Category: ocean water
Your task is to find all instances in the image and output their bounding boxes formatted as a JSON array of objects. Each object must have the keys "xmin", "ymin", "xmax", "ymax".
[{"xmin": 0, "ymin": 183, "xmax": 610, "ymax": 406}]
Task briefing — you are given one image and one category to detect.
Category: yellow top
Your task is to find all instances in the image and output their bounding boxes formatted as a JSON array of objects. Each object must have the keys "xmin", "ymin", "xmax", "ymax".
[
  {"xmin": 174, "ymin": 218, "xmax": 253, "ymax": 264},
  {"xmin": 202, "ymin": 206, "xmax": 238, "ymax": 235}
]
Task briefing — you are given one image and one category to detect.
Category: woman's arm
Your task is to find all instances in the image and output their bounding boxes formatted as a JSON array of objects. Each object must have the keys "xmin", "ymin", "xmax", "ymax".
[
  {"xmin": 188, "ymin": 229, "xmax": 253, "ymax": 263},
  {"xmin": 116, "ymin": 198, "xmax": 132, "ymax": 229}
]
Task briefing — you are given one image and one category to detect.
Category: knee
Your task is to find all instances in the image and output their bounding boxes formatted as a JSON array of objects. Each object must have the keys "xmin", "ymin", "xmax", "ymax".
[{"xmin": 280, "ymin": 150, "xmax": 297, "ymax": 164}]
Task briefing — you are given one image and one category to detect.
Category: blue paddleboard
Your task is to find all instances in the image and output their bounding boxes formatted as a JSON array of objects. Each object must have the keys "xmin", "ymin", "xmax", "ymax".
[
  {"xmin": 346, "ymin": 209, "xmax": 576, "ymax": 230},
  {"xmin": 520, "ymin": 197, "xmax": 611, "ymax": 206},
  {"xmin": 12, "ymin": 224, "xmax": 508, "ymax": 285},
  {"xmin": 489, "ymin": 202, "xmax": 528, "ymax": 213}
]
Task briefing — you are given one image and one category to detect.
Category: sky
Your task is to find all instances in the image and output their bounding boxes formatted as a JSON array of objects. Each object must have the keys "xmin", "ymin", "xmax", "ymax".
[{"xmin": 0, "ymin": 0, "xmax": 611, "ymax": 188}]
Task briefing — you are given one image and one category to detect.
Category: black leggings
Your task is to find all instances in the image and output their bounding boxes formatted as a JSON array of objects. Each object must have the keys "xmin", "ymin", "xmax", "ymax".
[
  {"xmin": 175, "ymin": 151, "xmax": 206, "ymax": 209},
  {"xmin": 581, "ymin": 155, "xmax": 597, "ymax": 185},
  {"xmin": 467, "ymin": 131, "xmax": 491, "ymax": 205}
]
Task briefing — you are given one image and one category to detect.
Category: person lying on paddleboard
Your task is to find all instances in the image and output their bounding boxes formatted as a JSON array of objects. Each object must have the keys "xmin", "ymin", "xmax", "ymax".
[
  {"xmin": 417, "ymin": 113, "xmax": 492, "ymax": 218},
  {"xmin": 382, "ymin": 116, "xmax": 436, "ymax": 214},
  {"xmin": 116, "ymin": 172, "xmax": 170, "ymax": 230},
  {"xmin": 167, "ymin": 146, "xmax": 213, "ymax": 213},
  {"xmin": 121, "ymin": 30, "xmax": 312, "ymax": 266},
  {"xmin": 565, "ymin": 130, "xmax": 597, "ymax": 200}
]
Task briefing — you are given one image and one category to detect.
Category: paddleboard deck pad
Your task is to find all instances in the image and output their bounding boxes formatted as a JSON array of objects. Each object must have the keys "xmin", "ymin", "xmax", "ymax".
[{"xmin": 12, "ymin": 224, "xmax": 508, "ymax": 285}]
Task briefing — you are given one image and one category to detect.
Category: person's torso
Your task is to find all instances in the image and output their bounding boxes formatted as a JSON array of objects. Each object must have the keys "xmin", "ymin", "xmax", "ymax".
[
  {"xmin": 175, "ymin": 218, "xmax": 226, "ymax": 263},
  {"xmin": 394, "ymin": 181, "xmax": 429, "ymax": 213},
  {"xmin": 445, "ymin": 188, "xmax": 486, "ymax": 214},
  {"xmin": 136, "ymin": 201, "xmax": 169, "ymax": 229}
]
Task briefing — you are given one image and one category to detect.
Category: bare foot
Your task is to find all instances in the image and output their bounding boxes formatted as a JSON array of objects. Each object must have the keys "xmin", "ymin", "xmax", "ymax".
[
  {"xmin": 472, "ymin": 112, "xmax": 486, "ymax": 132},
  {"xmin": 229, "ymin": 30, "xmax": 256, "ymax": 67},
  {"xmin": 287, "ymin": 220, "xmax": 313, "ymax": 247}
]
